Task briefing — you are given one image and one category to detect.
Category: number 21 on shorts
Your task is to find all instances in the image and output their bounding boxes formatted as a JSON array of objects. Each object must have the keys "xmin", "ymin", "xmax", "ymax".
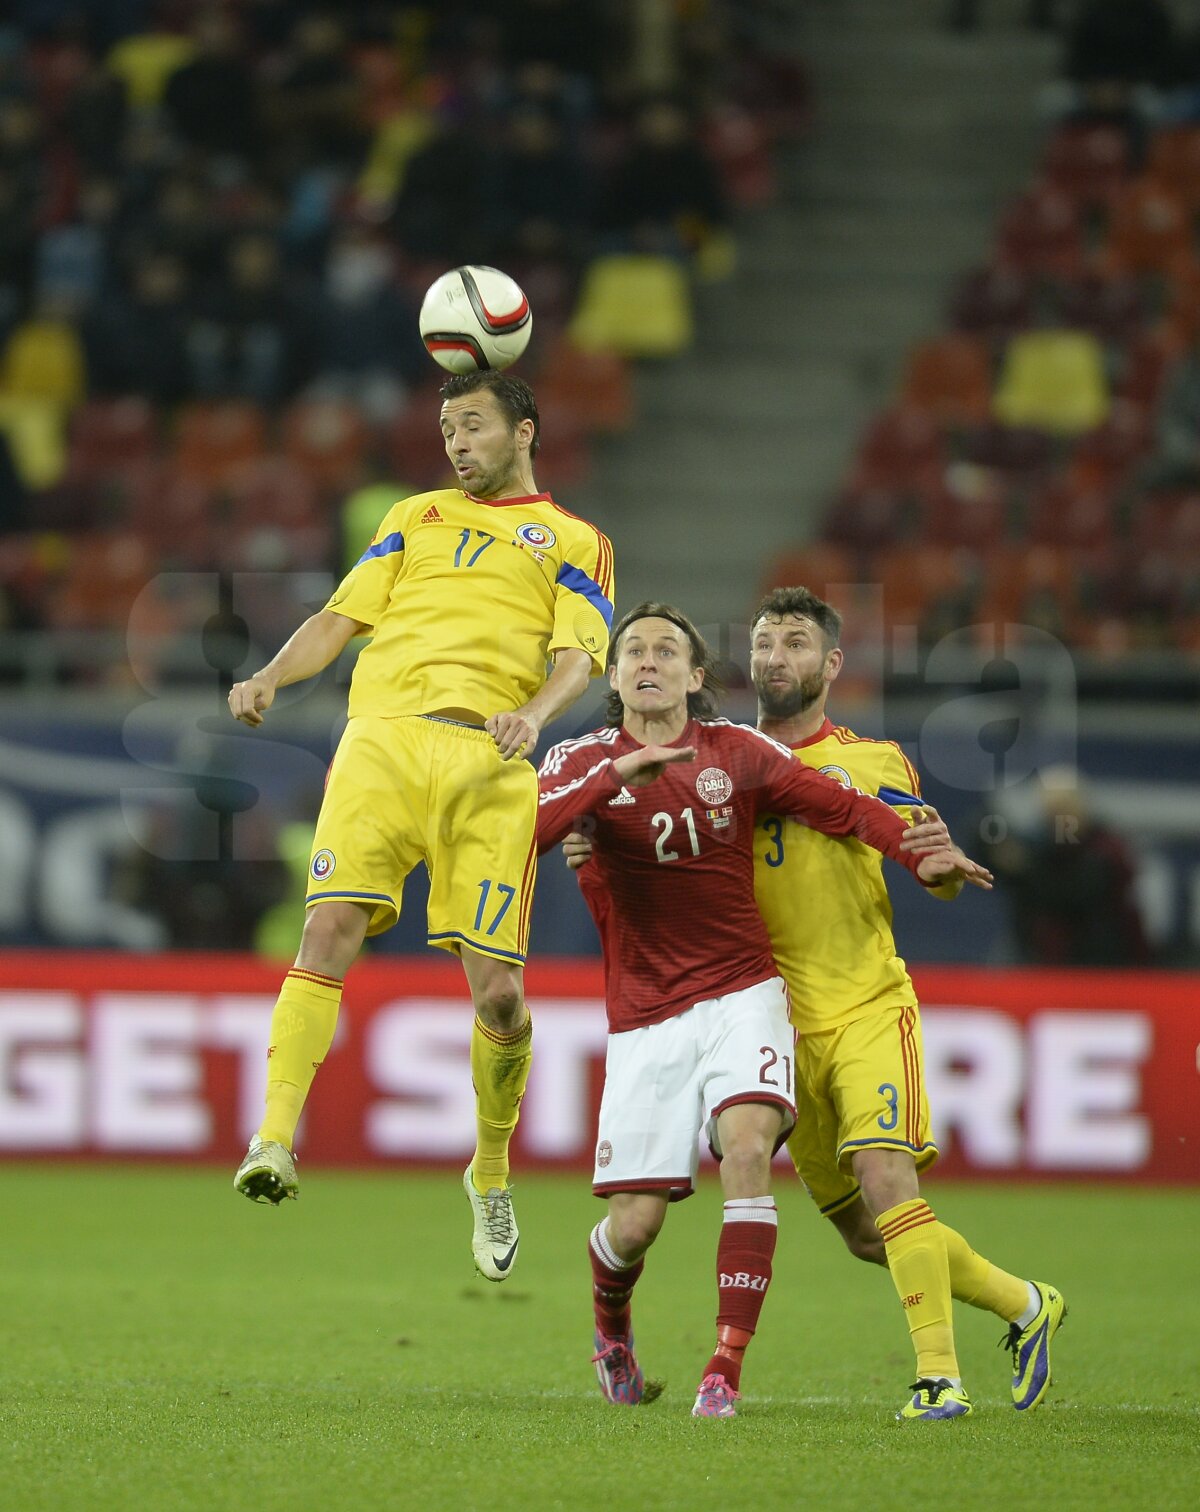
[{"xmin": 759, "ymin": 1044, "xmax": 792, "ymax": 1095}]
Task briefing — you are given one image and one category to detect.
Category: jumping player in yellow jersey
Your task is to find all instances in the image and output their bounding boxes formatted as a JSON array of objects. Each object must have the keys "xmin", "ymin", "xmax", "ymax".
[
  {"xmin": 749, "ymin": 585, "xmax": 1065, "ymax": 1421},
  {"xmin": 226, "ymin": 370, "xmax": 614, "ymax": 1282}
]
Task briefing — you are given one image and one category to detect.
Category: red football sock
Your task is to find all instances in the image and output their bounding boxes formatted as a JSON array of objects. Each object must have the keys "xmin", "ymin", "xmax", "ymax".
[
  {"xmin": 704, "ymin": 1198, "xmax": 778, "ymax": 1391},
  {"xmin": 588, "ymin": 1221, "xmax": 644, "ymax": 1337}
]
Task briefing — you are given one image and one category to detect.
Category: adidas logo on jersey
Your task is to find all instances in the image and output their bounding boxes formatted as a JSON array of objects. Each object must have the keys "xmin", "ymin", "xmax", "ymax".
[
  {"xmin": 420, "ymin": 505, "xmax": 443, "ymax": 524},
  {"xmin": 608, "ymin": 789, "xmax": 635, "ymax": 806}
]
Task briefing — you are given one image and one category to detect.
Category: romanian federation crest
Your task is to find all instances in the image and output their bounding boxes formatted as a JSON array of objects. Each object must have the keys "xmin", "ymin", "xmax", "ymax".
[
  {"xmin": 310, "ymin": 849, "xmax": 336, "ymax": 881},
  {"xmin": 818, "ymin": 764, "xmax": 852, "ymax": 787},
  {"xmin": 516, "ymin": 522, "xmax": 556, "ymax": 549}
]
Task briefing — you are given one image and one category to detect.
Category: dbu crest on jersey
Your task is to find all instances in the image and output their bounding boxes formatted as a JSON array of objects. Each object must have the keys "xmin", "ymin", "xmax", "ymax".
[
  {"xmin": 696, "ymin": 767, "xmax": 733, "ymax": 805},
  {"xmin": 818, "ymin": 764, "xmax": 852, "ymax": 787},
  {"xmin": 516, "ymin": 522, "xmax": 556, "ymax": 549},
  {"xmin": 310, "ymin": 848, "xmax": 336, "ymax": 881}
]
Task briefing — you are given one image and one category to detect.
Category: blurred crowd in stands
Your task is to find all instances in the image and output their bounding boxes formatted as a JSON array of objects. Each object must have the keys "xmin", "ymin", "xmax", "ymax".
[
  {"xmin": 769, "ymin": 0, "xmax": 1200, "ymax": 662},
  {"xmin": 0, "ymin": 0, "xmax": 807, "ymax": 675}
]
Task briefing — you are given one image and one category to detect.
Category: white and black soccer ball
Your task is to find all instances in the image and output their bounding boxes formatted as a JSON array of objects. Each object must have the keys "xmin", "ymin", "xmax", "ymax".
[{"xmin": 418, "ymin": 265, "xmax": 533, "ymax": 374}]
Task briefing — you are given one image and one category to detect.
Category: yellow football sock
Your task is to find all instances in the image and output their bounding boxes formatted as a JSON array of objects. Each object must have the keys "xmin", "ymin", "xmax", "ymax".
[
  {"xmin": 877, "ymin": 1198, "xmax": 959, "ymax": 1381},
  {"xmin": 943, "ymin": 1223, "xmax": 1031, "ymax": 1322},
  {"xmin": 258, "ymin": 968, "xmax": 342, "ymax": 1148},
  {"xmin": 470, "ymin": 1012, "xmax": 532, "ymax": 1192}
]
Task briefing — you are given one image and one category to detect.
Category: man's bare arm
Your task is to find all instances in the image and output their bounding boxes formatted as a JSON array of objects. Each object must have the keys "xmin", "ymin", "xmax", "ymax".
[
  {"xmin": 487, "ymin": 647, "xmax": 594, "ymax": 760},
  {"xmin": 228, "ymin": 609, "xmax": 366, "ymax": 726}
]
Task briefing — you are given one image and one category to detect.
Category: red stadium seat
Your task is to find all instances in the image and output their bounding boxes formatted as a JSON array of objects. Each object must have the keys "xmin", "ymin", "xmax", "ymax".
[
  {"xmin": 280, "ymin": 398, "xmax": 370, "ymax": 493},
  {"xmin": 760, "ymin": 542, "xmax": 858, "ymax": 599},
  {"xmin": 1112, "ymin": 328, "xmax": 1186, "ymax": 408},
  {"xmin": 975, "ymin": 544, "xmax": 1079, "ymax": 628},
  {"xmin": 1026, "ymin": 479, "xmax": 1116, "ymax": 548},
  {"xmin": 900, "ymin": 335, "xmax": 993, "ymax": 425},
  {"xmin": 1103, "ymin": 179, "xmax": 1193, "ymax": 277},
  {"xmin": 68, "ymin": 397, "xmax": 158, "ymax": 479},
  {"xmin": 535, "ymin": 337, "xmax": 633, "ymax": 435},
  {"xmin": 995, "ymin": 186, "xmax": 1085, "ymax": 278},
  {"xmin": 45, "ymin": 530, "xmax": 158, "ymax": 631},
  {"xmin": 388, "ymin": 386, "xmax": 457, "ymax": 491},
  {"xmin": 1129, "ymin": 490, "xmax": 1200, "ymax": 554},
  {"xmin": 871, "ymin": 543, "xmax": 976, "ymax": 627},
  {"xmin": 1040, "ymin": 124, "xmax": 1132, "ymax": 210},
  {"xmin": 530, "ymin": 401, "xmax": 589, "ymax": 494},
  {"xmin": 824, "ymin": 481, "xmax": 924, "ymax": 550},
  {"xmin": 1163, "ymin": 255, "xmax": 1200, "ymax": 340},
  {"xmin": 1147, "ymin": 126, "xmax": 1200, "ymax": 211},
  {"xmin": 172, "ymin": 402, "xmax": 269, "ymax": 485},
  {"xmin": 224, "ymin": 455, "xmax": 320, "ymax": 527},
  {"xmin": 921, "ymin": 471, "xmax": 1010, "ymax": 549},
  {"xmin": 854, "ymin": 405, "xmax": 944, "ymax": 486},
  {"xmin": 1065, "ymin": 400, "xmax": 1153, "ymax": 489}
]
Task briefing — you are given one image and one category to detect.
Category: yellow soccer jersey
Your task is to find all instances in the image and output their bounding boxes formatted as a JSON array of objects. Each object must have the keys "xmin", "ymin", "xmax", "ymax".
[
  {"xmin": 326, "ymin": 488, "xmax": 615, "ymax": 719},
  {"xmin": 754, "ymin": 717, "xmax": 929, "ymax": 1035}
]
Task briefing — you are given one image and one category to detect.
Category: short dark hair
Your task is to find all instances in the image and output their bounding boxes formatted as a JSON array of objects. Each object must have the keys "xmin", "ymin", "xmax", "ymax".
[
  {"xmin": 604, "ymin": 601, "xmax": 724, "ymax": 727},
  {"xmin": 439, "ymin": 371, "xmax": 540, "ymax": 458},
  {"xmin": 751, "ymin": 585, "xmax": 843, "ymax": 647}
]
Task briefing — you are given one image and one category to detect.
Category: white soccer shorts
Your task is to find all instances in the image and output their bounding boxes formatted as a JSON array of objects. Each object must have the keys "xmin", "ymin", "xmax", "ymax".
[{"xmin": 592, "ymin": 975, "xmax": 797, "ymax": 1198}]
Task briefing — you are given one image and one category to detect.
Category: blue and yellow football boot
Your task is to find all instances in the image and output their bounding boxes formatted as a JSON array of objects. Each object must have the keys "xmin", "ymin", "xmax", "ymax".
[{"xmin": 1004, "ymin": 1281, "xmax": 1066, "ymax": 1411}]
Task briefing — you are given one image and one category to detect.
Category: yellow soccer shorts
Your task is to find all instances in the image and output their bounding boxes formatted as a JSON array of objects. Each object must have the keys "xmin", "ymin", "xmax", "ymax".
[
  {"xmin": 306, "ymin": 714, "xmax": 538, "ymax": 962},
  {"xmin": 786, "ymin": 1002, "xmax": 939, "ymax": 1216}
]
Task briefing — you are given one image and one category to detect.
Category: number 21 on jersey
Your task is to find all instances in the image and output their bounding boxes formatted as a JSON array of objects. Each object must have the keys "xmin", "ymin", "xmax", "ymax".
[{"xmin": 651, "ymin": 807, "xmax": 700, "ymax": 862}]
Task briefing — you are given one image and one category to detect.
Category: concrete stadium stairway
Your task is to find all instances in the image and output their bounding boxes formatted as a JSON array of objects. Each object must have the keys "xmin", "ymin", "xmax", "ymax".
[{"xmin": 574, "ymin": 0, "xmax": 1059, "ymax": 635}]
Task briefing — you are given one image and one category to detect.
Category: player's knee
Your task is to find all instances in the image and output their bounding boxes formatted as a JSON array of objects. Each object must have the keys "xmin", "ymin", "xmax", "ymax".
[
  {"xmin": 609, "ymin": 1208, "xmax": 663, "ymax": 1255},
  {"xmin": 718, "ymin": 1139, "xmax": 774, "ymax": 1192},
  {"xmin": 471, "ymin": 974, "xmax": 524, "ymax": 1031}
]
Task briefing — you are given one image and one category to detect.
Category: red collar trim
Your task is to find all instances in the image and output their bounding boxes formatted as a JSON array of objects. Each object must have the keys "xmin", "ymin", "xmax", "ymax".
[
  {"xmin": 794, "ymin": 716, "xmax": 835, "ymax": 749},
  {"xmin": 464, "ymin": 490, "xmax": 553, "ymax": 507}
]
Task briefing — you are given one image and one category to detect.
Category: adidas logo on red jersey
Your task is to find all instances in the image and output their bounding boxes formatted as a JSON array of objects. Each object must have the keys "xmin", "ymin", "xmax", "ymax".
[
  {"xmin": 608, "ymin": 789, "xmax": 635, "ymax": 806},
  {"xmin": 420, "ymin": 505, "xmax": 443, "ymax": 524}
]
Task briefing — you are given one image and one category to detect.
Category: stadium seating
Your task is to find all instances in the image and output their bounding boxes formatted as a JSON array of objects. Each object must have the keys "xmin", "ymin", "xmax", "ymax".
[
  {"xmin": 0, "ymin": 5, "xmax": 806, "ymax": 650},
  {"xmin": 765, "ymin": 91, "xmax": 1200, "ymax": 657}
]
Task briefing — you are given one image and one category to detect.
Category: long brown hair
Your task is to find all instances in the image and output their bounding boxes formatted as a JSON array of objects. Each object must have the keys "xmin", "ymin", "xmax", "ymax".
[{"xmin": 604, "ymin": 601, "xmax": 725, "ymax": 727}]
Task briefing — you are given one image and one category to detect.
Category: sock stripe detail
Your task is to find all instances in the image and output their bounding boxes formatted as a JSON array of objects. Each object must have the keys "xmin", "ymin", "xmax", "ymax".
[
  {"xmin": 473, "ymin": 1014, "xmax": 533, "ymax": 1048},
  {"xmin": 722, "ymin": 1199, "xmax": 778, "ymax": 1227},
  {"xmin": 286, "ymin": 968, "xmax": 343, "ymax": 990},
  {"xmin": 878, "ymin": 1200, "xmax": 936, "ymax": 1243},
  {"xmin": 590, "ymin": 1221, "xmax": 633, "ymax": 1272},
  {"xmin": 880, "ymin": 1211, "xmax": 937, "ymax": 1243}
]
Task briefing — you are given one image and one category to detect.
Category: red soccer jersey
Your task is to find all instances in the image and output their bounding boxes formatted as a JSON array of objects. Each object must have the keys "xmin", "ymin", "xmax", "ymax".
[{"xmin": 537, "ymin": 718, "xmax": 928, "ymax": 1031}]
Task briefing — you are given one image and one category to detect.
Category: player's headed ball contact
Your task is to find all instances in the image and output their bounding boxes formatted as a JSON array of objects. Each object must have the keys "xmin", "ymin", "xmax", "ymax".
[{"xmin": 419, "ymin": 265, "xmax": 533, "ymax": 374}]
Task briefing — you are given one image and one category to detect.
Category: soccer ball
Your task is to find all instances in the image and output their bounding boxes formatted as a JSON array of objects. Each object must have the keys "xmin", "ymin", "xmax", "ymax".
[{"xmin": 418, "ymin": 265, "xmax": 533, "ymax": 374}]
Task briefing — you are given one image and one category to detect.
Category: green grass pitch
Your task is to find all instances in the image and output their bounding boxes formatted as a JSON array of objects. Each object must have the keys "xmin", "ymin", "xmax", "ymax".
[{"xmin": 2, "ymin": 1166, "xmax": 1197, "ymax": 1512}]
